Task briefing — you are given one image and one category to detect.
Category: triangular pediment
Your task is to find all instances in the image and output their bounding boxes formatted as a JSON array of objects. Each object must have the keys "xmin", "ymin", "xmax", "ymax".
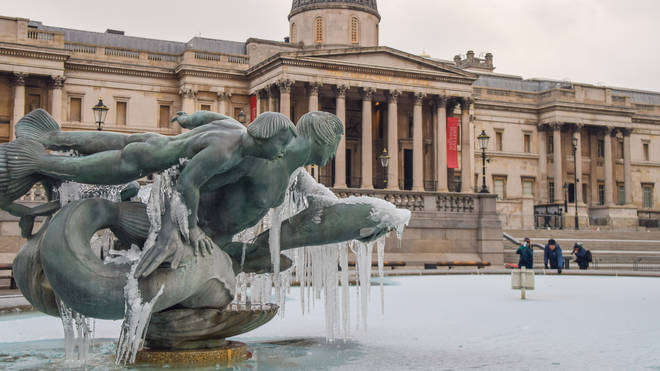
[{"xmin": 283, "ymin": 47, "xmax": 474, "ymax": 79}]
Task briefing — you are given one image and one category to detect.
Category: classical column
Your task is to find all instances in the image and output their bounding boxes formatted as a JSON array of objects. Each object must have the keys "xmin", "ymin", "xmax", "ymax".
[
  {"xmin": 590, "ymin": 128, "xmax": 599, "ymax": 206},
  {"xmin": 267, "ymin": 86, "xmax": 276, "ymax": 112},
  {"xmin": 603, "ymin": 126, "xmax": 614, "ymax": 206},
  {"xmin": 460, "ymin": 98, "xmax": 473, "ymax": 193},
  {"xmin": 217, "ymin": 91, "xmax": 231, "ymax": 115},
  {"xmin": 179, "ymin": 86, "xmax": 197, "ymax": 113},
  {"xmin": 574, "ymin": 124, "xmax": 583, "ymax": 204},
  {"xmin": 11, "ymin": 72, "xmax": 26, "ymax": 140},
  {"xmin": 255, "ymin": 90, "xmax": 264, "ymax": 116},
  {"xmin": 436, "ymin": 96, "xmax": 448, "ymax": 192},
  {"xmin": 361, "ymin": 87, "xmax": 375, "ymax": 189},
  {"xmin": 49, "ymin": 75, "xmax": 65, "ymax": 124},
  {"xmin": 537, "ymin": 125, "xmax": 548, "ymax": 202},
  {"xmin": 334, "ymin": 85, "xmax": 349, "ymax": 188},
  {"xmin": 308, "ymin": 82, "xmax": 321, "ymax": 112},
  {"xmin": 552, "ymin": 122, "xmax": 564, "ymax": 203},
  {"xmin": 622, "ymin": 128, "xmax": 633, "ymax": 205},
  {"xmin": 387, "ymin": 89, "xmax": 400, "ymax": 190},
  {"xmin": 412, "ymin": 92, "xmax": 425, "ymax": 192},
  {"xmin": 278, "ymin": 79, "xmax": 293, "ymax": 119}
]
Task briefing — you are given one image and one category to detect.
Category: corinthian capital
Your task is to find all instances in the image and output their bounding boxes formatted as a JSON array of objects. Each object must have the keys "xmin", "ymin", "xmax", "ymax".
[
  {"xmin": 13, "ymin": 72, "xmax": 26, "ymax": 86},
  {"xmin": 461, "ymin": 96, "xmax": 474, "ymax": 108},
  {"xmin": 277, "ymin": 79, "xmax": 294, "ymax": 94},
  {"xmin": 361, "ymin": 87, "xmax": 375, "ymax": 101},
  {"xmin": 335, "ymin": 84, "xmax": 349, "ymax": 98},
  {"xmin": 387, "ymin": 89, "xmax": 400, "ymax": 103},
  {"xmin": 307, "ymin": 82, "xmax": 322, "ymax": 96},
  {"xmin": 217, "ymin": 90, "xmax": 232, "ymax": 101},
  {"xmin": 50, "ymin": 75, "xmax": 66, "ymax": 89},
  {"xmin": 178, "ymin": 86, "xmax": 197, "ymax": 99},
  {"xmin": 413, "ymin": 92, "xmax": 426, "ymax": 105}
]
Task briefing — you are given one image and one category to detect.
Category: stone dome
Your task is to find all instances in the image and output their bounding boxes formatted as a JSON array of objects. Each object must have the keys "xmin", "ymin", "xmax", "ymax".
[{"xmin": 290, "ymin": 0, "xmax": 380, "ymax": 19}]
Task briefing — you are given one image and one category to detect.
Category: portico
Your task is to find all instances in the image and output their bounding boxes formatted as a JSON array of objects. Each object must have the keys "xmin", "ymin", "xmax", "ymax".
[{"xmin": 248, "ymin": 47, "xmax": 476, "ymax": 194}]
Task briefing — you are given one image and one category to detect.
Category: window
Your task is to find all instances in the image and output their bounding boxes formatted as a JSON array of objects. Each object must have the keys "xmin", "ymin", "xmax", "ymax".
[
  {"xmin": 549, "ymin": 181, "xmax": 555, "ymax": 203},
  {"xmin": 523, "ymin": 133, "xmax": 531, "ymax": 153},
  {"xmin": 643, "ymin": 142, "xmax": 650, "ymax": 161},
  {"xmin": 582, "ymin": 183, "xmax": 588, "ymax": 204},
  {"xmin": 351, "ymin": 17, "xmax": 359, "ymax": 44},
  {"xmin": 548, "ymin": 135, "xmax": 554, "ymax": 154},
  {"xmin": 201, "ymin": 104, "xmax": 211, "ymax": 112},
  {"xmin": 452, "ymin": 174, "xmax": 462, "ymax": 193},
  {"xmin": 617, "ymin": 140, "xmax": 624, "ymax": 160},
  {"xmin": 522, "ymin": 178, "xmax": 534, "ymax": 197},
  {"xmin": 290, "ymin": 23, "xmax": 296, "ymax": 43},
  {"xmin": 643, "ymin": 184, "xmax": 654, "ymax": 208},
  {"xmin": 598, "ymin": 183, "xmax": 605, "ymax": 206},
  {"xmin": 69, "ymin": 97, "xmax": 82, "ymax": 122},
  {"xmin": 314, "ymin": 17, "xmax": 324, "ymax": 43},
  {"xmin": 116, "ymin": 101, "xmax": 126, "ymax": 126},
  {"xmin": 493, "ymin": 176, "xmax": 506, "ymax": 200},
  {"xmin": 597, "ymin": 139, "xmax": 605, "ymax": 158},
  {"xmin": 158, "ymin": 105, "xmax": 170, "ymax": 128},
  {"xmin": 495, "ymin": 131, "xmax": 503, "ymax": 151},
  {"xmin": 617, "ymin": 183, "xmax": 625, "ymax": 205}
]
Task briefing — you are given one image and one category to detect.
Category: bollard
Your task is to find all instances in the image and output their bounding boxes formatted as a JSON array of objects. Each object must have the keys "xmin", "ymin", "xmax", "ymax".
[{"xmin": 511, "ymin": 266, "xmax": 535, "ymax": 300}]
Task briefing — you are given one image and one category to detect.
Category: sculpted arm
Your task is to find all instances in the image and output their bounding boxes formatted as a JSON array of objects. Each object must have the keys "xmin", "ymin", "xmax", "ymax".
[{"xmin": 172, "ymin": 111, "xmax": 240, "ymax": 130}]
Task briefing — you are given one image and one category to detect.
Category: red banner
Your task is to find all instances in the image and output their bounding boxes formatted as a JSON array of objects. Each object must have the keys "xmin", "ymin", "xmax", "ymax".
[
  {"xmin": 250, "ymin": 95, "xmax": 257, "ymax": 123},
  {"xmin": 446, "ymin": 117, "xmax": 459, "ymax": 169}
]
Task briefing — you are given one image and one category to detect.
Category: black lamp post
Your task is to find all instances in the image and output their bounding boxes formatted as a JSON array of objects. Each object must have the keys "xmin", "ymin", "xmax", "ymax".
[
  {"xmin": 237, "ymin": 110, "xmax": 247, "ymax": 125},
  {"xmin": 378, "ymin": 148, "xmax": 390, "ymax": 188},
  {"xmin": 92, "ymin": 97, "xmax": 109, "ymax": 131},
  {"xmin": 477, "ymin": 130, "xmax": 490, "ymax": 193},
  {"xmin": 572, "ymin": 134, "xmax": 579, "ymax": 230}
]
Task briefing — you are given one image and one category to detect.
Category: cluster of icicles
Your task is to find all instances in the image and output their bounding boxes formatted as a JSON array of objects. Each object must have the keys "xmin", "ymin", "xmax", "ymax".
[
  {"xmin": 230, "ymin": 168, "xmax": 407, "ymax": 341},
  {"xmin": 50, "ymin": 166, "xmax": 409, "ymax": 365}
]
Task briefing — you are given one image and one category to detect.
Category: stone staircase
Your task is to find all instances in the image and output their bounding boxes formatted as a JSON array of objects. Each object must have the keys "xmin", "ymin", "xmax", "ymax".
[{"xmin": 503, "ymin": 230, "xmax": 660, "ymax": 271}]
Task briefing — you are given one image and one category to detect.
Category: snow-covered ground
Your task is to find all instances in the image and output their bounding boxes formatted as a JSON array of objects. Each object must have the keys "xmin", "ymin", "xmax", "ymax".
[{"xmin": 1, "ymin": 274, "xmax": 659, "ymax": 370}]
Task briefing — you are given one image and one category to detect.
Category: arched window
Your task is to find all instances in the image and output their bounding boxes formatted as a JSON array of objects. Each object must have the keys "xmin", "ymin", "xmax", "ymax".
[
  {"xmin": 314, "ymin": 17, "xmax": 324, "ymax": 43},
  {"xmin": 291, "ymin": 23, "xmax": 296, "ymax": 43},
  {"xmin": 351, "ymin": 17, "xmax": 359, "ymax": 44}
]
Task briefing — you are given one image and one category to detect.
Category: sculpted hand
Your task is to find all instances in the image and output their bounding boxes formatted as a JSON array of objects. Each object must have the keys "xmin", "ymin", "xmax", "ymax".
[
  {"xmin": 190, "ymin": 226, "xmax": 216, "ymax": 257},
  {"xmin": 171, "ymin": 111, "xmax": 190, "ymax": 128},
  {"xmin": 134, "ymin": 226, "xmax": 185, "ymax": 278}
]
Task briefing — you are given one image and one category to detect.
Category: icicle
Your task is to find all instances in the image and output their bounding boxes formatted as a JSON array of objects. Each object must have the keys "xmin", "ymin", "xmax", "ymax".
[
  {"xmin": 376, "ymin": 237, "xmax": 385, "ymax": 315},
  {"xmin": 339, "ymin": 242, "xmax": 350, "ymax": 339},
  {"xmin": 56, "ymin": 298, "xmax": 94, "ymax": 364}
]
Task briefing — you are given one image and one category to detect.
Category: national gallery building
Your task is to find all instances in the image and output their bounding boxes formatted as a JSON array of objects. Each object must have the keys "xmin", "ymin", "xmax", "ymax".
[{"xmin": 0, "ymin": 0, "xmax": 659, "ymax": 241}]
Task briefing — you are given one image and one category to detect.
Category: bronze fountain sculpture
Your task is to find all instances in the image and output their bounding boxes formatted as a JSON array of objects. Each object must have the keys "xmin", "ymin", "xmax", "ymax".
[{"xmin": 6, "ymin": 108, "xmax": 410, "ymax": 365}]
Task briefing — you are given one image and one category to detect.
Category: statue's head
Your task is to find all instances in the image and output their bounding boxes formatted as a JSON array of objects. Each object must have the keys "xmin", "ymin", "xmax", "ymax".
[
  {"xmin": 296, "ymin": 111, "xmax": 344, "ymax": 166},
  {"xmin": 247, "ymin": 112, "xmax": 298, "ymax": 160}
]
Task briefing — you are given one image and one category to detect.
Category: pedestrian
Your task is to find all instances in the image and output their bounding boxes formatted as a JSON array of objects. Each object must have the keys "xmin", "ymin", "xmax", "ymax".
[
  {"xmin": 544, "ymin": 239, "xmax": 564, "ymax": 273},
  {"xmin": 516, "ymin": 237, "xmax": 534, "ymax": 269},
  {"xmin": 573, "ymin": 242, "xmax": 591, "ymax": 270}
]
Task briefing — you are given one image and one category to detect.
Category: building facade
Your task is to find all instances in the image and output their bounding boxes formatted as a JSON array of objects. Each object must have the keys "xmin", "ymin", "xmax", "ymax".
[{"xmin": 0, "ymin": 0, "xmax": 658, "ymax": 247}]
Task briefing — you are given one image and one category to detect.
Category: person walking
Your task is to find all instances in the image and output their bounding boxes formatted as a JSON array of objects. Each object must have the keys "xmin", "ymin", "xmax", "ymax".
[
  {"xmin": 544, "ymin": 239, "xmax": 564, "ymax": 273},
  {"xmin": 573, "ymin": 242, "xmax": 591, "ymax": 270},
  {"xmin": 516, "ymin": 237, "xmax": 534, "ymax": 269}
]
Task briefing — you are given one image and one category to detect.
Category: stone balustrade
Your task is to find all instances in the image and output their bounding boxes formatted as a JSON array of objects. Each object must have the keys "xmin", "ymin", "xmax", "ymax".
[{"xmin": 332, "ymin": 188, "xmax": 479, "ymax": 214}]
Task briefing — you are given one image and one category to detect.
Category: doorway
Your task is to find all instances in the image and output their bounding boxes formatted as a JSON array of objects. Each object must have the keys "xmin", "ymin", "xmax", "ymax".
[{"xmin": 404, "ymin": 149, "xmax": 413, "ymax": 190}]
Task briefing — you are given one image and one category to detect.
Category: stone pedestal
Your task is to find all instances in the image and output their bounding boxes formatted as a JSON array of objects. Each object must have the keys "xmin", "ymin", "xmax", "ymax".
[
  {"xmin": 589, "ymin": 205, "xmax": 639, "ymax": 229},
  {"xmin": 135, "ymin": 341, "xmax": 250, "ymax": 367}
]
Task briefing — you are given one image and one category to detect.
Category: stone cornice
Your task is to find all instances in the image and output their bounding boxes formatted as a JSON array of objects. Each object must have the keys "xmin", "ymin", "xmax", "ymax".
[
  {"xmin": 0, "ymin": 41, "xmax": 70, "ymax": 62},
  {"xmin": 289, "ymin": 2, "xmax": 380, "ymax": 20},
  {"xmin": 537, "ymin": 102, "xmax": 635, "ymax": 117},
  {"xmin": 474, "ymin": 100, "xmax": 538, "ymax": 114},
  {"xmin": 175, "ymin": 65, "xmax": 246, "ymax": 81},
  {"xmin": 66, "ymin": 59, "xmax": 175, "ymax": 79},
  {"xmin": 247, "ymin": 55, "xmax": 475, "ymax": 86}
]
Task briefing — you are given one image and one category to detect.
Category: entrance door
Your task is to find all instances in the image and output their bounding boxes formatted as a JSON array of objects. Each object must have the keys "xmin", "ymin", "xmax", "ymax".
[
  {"xmin": 404, "ymin": 149, "xmax": 413, "ymax": 190},
  {"xmin": 568, "ymin": 183, "xmax": 575, "ymax": 203}
]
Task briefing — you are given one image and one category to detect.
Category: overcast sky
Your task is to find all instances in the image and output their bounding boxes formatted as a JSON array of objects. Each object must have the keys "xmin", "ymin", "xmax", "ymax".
[{"xmin": 3, "ymin": 0, "xmax": 659, "ymax": 91}]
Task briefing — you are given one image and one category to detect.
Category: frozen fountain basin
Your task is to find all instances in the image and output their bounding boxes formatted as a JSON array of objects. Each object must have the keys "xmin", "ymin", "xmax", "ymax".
[{"xmin": 1, "ymin": 274, "xmax": 659, "ymax": 370}]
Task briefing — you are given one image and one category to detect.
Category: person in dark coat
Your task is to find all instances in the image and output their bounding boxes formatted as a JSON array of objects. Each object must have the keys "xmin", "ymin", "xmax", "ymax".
[
  {"xmin": 573, "ymin": 242, "xmax": 590, "ymax": 270},
  {"xmin": 516, "ymin": 237, "xmax": 534, "ymax": 269},
  {"xmin": 544, "ymin": 239, "xmax": 564, "ymax": 273}
]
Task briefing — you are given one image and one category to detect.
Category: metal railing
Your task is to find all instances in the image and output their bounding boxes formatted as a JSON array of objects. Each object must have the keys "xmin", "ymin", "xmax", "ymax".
[{"xmin": 534, "ymin": 204, "xmax": 564, "ymax": 229}]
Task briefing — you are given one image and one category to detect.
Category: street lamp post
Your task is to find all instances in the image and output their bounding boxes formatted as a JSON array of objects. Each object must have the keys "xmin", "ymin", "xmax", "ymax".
[
  {"xmin": 378, "ymin": 148, "xmax": 390, "ymax": 188},
  {"xmin": 477, "ymin": 130, "xmax": 490, "ymax": 193},
  {"xmin": 572, "ymin": 134, "xmax": 579, "ymax": 230},
  {"xmin": 92, "ymin": 97, "xmax": 109, "ymax": 131}
]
